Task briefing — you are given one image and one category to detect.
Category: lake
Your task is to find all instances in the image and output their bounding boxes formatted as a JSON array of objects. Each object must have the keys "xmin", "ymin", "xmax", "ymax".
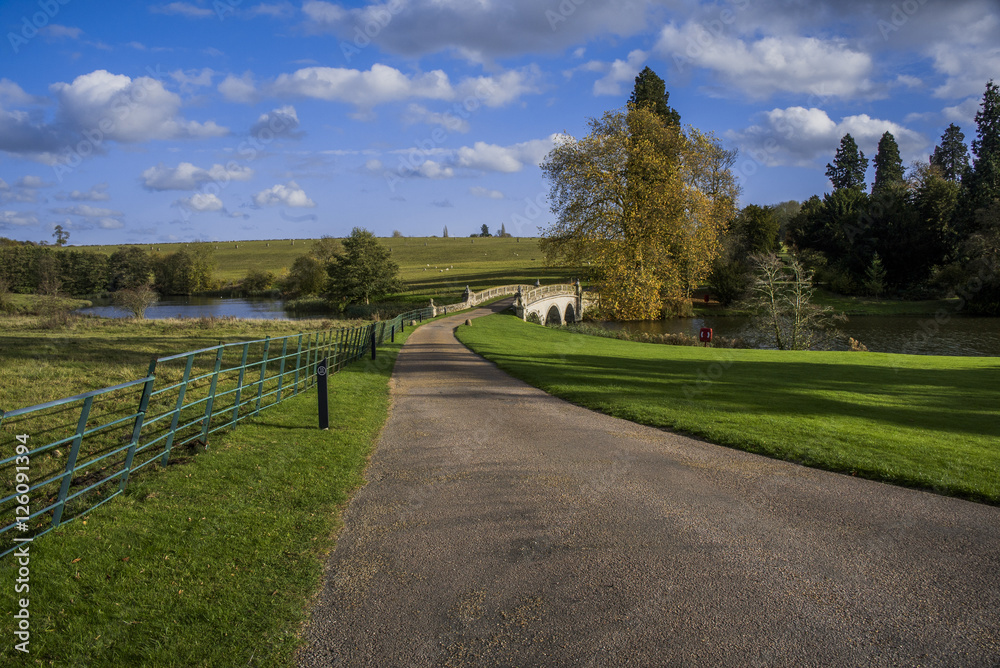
[
  {"xmin": 600, "ymin": 315, "xmax": 1000, "ymax": 357},
  {"xmin": 75, "ymin": 296, "xmax": 322, "ymax": 321}
]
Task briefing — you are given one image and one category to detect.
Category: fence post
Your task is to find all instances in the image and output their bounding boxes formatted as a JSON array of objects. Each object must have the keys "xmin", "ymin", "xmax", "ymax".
[
  {"xmin": 161, "ymin": 353, "xmax": 195, "ymax": 465},
  {"xmin": 317, "ymin": 357, "xmax": 329, "ymax": 430},
  {"xmin": 231, "ymin": 342, "xmax": 250, "ymax": 427},
  {"xmin": 254, "ymin": 336, "xmax": 271, "ymax": 415},
  {"xmin": 51, "ymin": 395, "xmax": 94, "ymax": 528},
  {"xmin": 200, "ymin": 344, "xmax": 225, "ymax": 448},
  {"xmin": 293, "ymin": 333, "xmax": 303, "ymax": 395},
  {"xmin": 371, "ymin": 326, "xmax": 377, "ymax": 360},
  {"xmin": 119, "ymin": 373, "xmax": 156, "ymax": 492},
  {"xmin": 277, "ymin": 337, "xmax": 288, "ymax": 403}
]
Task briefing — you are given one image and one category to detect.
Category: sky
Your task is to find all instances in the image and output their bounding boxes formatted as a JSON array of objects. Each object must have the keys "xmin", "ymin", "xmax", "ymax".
[{"xmin": 0, "ymin": 0, "xmax": 998, "ymax": 245}]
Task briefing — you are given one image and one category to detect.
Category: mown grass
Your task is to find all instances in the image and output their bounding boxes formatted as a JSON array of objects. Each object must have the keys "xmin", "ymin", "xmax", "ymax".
[
  {"xmin": 457, "ymin": 314, "xmax": 1000, "ymax": 504},
  {"xmin": 0, "ymin": 320, "xmax": 413, "ymax": 667}
]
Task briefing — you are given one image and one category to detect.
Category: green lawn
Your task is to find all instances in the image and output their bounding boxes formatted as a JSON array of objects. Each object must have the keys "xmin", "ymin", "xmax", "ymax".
[
  {"xmin": 0, "ymin": 319, "xmax": 413, "ymax": 667},
  {"xmin": 456, "ymin": 314, "xmax": 1000, "ymax": 503}
]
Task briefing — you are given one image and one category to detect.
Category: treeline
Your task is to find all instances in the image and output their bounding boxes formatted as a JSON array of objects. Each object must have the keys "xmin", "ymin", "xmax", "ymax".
[
  {"xmin": 713, "ymin": 80, "xmax": 1000, "ymax": 315},
  {"xmin": 0, "ymin": 242, "xmax": 214, "ymax": 297}
]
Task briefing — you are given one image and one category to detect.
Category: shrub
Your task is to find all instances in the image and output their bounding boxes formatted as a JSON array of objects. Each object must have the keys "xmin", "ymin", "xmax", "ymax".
[{"xmin": 112, "ymin": 285, "xmax": 159, "ymax": 319}]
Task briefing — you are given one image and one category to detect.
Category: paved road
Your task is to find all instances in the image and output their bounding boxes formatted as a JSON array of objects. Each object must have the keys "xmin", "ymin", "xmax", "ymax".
[{"xmin": 298, "ymin": 301, "xmax": 1000, "ymax": 667}]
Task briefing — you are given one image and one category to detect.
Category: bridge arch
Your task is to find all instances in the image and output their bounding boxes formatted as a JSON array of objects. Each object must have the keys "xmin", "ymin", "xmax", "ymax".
[{"xmin": 545, "ymin": 304, "xmax": 563, "ymax": 326}]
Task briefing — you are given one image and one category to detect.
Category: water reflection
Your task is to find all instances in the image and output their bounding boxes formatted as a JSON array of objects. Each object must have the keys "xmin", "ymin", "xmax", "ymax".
[
  {"xmin": 76, "ymin": 296, "xmax": 324, "ymax": 321},
  {"xmin": 598, "ymin": 315, "xmax": 1000, "ymax": 357}
]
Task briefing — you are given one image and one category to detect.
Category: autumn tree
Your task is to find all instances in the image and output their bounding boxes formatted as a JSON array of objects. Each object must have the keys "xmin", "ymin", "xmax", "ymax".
[{"xmin": 540, "ymin": 105, "xmax": 737, "ymax": 319}]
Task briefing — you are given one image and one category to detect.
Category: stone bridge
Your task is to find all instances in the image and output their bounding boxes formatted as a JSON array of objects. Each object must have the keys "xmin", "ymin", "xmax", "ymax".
[{"xmin": 431, "ymin": 283, "xmax": 590, "ymax": 326}]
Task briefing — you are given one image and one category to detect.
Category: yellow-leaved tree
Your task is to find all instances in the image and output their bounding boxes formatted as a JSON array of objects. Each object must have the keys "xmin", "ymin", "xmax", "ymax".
[{"xmin": 540, "ymin": 104, "xmax": 739, "ymax": 320}]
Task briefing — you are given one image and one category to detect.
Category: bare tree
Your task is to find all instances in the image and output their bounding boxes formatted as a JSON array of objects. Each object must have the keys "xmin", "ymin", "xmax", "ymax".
[
  {"xmin": 112, "ymin": 284, "xmax": 159, "ymax": 319},
  {"xmin": 740, "ymin": 253, "xmax": 844, "ymax": 350}
]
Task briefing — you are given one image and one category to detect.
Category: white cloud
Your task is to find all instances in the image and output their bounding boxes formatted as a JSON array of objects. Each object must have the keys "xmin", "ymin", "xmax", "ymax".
[
  {"xmin": 0, "ymin": 79, "xmax": 45, "ymax": 106},
  {"xmin": 51, "ymin": 70, "xmax": 229, "ymax": 143},
  {"xmin": 365, "ymin": 159, "xmax": 382, "ymax": 171},
  {"xmin": 149, "ymin": 2, "xmax": 214, "ymax": 18},
  {"xmin": 453, "ymin": 67, "xmax": 541, "ymax": 108},
  {"xmin": 98, "ymin": 217, "xmax": 124, "ymax": 229},
  {"xmin": 414, "ymin": 160, "xmax": 453, "ymax": 179},
  {"xmin": 52, "ymin": 204, "xmax": 124, "ymax": 218},
  {"xmin": 55, "ymin": 183, "xmax": 111, "ymax": 201},
  {"xmin": 178, "ymin": 193, "xmax": 225, "ymax": 212},
  {"xmin": 0, "ymin": 211, "xmax": 38, "ymax": 227},
  {"xmin": 656, "ymin": 24, "xmax": 875, "ymax": 99},
  {"xmin": 455, "ymin": 134, "xmax": 561, "ymax": 173},
  {"xmin": 252, "ymin": 181, "xmax": 316, "ymax": 207},
  {"xmin": 142, "ymin": 162, "xmax": 254, "ymax": 191},
  {"xmin": 268, "ymin": 64, "xmax": 453, "ymax": 110},
  {"xmin": 469, "ymin": 186, "xmax": 504, "ymax": 199},
  {"xmin": 930, "ymin": 42, "xmax": 1000, "ymax": 99},
  {"xmin": 403, "ymin": 103, "xmax": 469, "ymax": 133},
  {"xmin": 16, "ymin": 175, "xmax": 53, "ymax": 189},
  {"xmin": 249, "ymin": 106, "xmax": 302, "ymax": 138},
  {"xmin": 169, "ymin": 68, "xmax": 216, "ymax": 92},
  {"xmin": 728, "ymin": 107, "xmax": 927, "ymax": 169},
  {"xmin": 218, "ymin": 72, "xmax": 259, "ymax": 104},
  {"xmin": 942, "ymin": 97, "xmax": 982, "ymax": 126},
  {"xmin": 568, "ymin": 49, "xmax": 647, "ymax": 96}
]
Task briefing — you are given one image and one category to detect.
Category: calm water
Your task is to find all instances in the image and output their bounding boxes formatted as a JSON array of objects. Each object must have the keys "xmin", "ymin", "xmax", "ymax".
[
  {"xmin": 76, "ymin": 296, "xmax": 320, "ymax": 321},
  {"xmin": 600, "ymin": 315, "xmax": 1000, "ymax": 357},
  {"xmin": 77, "ymin": 297, "xmax": 1000, "ymax": 356}
]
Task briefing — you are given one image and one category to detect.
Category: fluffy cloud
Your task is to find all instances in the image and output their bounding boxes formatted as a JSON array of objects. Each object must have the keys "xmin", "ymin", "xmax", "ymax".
[
  {"xmin": 455, "ymin": 135, "xmax": 561, "ymax": 173},
  {"xmin": 656, "ymin": 25, "xmax": 875, "ymax": 99},
  {"xmin": 0, "ymin": 79, "xmax": 45, "ymax": 106},
  {"xmin": 727, "ymin": 106, "xmax": 927, "ymax": 168},
  {"xmin": 50, "ymin": 70, "xmax": 229, "ymax": 143},
  {"xmin": 252, "ymin": 181, "xmax": 316, "ymax": 208},
  {"xmin": 403, "ymin": 104, "xmax": 469, "ymax": 133},
  {"xmin": 55, "ymin": 183, "xmax": 111, "ymax": 201},
  {"xmin": 178, "ymin": 193, "xmax": 225, "ymax": 212},
  {"xmin": 223, "ymin": 64, "xmax": 539, "ymax": 113},
  {"xmin": 16, "ymin": 175, "xmax": 53, "ymax": 189},
  {"xmin": 98, "ymin": 217, "xmax": 124, "ymax": 229},
  {"xmin": 929, "ymin": 42, "xmax": 1000, "ymax": 99},
  {"xmin": 142, "ymin": 162, "xmax": 254, "ymax": 191}
]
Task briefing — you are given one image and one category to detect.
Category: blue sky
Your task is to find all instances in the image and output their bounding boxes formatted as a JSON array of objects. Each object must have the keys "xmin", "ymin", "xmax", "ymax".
[{"xmin": 0, "ymin": 0, "xmax": 997, "ymax": 244}]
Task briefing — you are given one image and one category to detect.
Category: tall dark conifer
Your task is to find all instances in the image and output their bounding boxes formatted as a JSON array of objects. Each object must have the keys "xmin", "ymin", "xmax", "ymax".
[
  {"xmin": 825, "ymin": 134, "xmax": 868, "ymax": 192},
  {"xmin": 629, "ymin": 67, "xmax": 681, "ymax": 126},
  {"xmin": 930, "ymin": 123, "xmax": 970, "ymax": 182},
  {"xmin": 872, "ymin": 131, "xmax": 905, "ymax": 196},
  {"xmin": 967, "ymin": 79, "xmax": 1000, "ymax": 214}
]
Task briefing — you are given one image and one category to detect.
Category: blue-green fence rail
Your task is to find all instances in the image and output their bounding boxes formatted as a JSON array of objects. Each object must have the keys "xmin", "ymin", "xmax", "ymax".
[{"xmin": 0, "ymin": 307, "xmax": 435, "ymax": 560}]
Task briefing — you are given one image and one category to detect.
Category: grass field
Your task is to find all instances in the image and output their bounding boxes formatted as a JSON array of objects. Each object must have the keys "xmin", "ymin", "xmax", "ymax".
[
  {"xmin": 0, "ymin": 326, "xmax": 410, "ymax": 667},
  {"xmin": 456, "ymin": 314, "xmax": 1000, "ymax": 504},
  {"xmin": 68, "ymin": 236, "xmax": 576, "ymax": 304},
  {"xmin": 0, "ymin": 315, "xmax": 359, "ymax": 412}
]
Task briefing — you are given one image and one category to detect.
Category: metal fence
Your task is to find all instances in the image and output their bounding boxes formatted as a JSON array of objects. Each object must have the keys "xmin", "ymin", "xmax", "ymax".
[{"xmin": 0, "ymin": 306, "xmax": 436, "ymax": 560}]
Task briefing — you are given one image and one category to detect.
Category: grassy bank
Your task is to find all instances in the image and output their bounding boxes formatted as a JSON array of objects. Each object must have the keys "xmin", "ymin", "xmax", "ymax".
[
  {"xmin": 0, "ymin": 320, "xmax": 413, "ymax": 667},
  {"xmin": 692, "ymin": 288, "xmax": 962, "ymax": 317},
  {"xmin": 456, "ymin": 314, "xmax": 1000, "ymax": 504}
]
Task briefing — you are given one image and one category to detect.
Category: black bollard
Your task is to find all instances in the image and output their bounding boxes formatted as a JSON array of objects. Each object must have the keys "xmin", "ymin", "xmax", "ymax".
[{"xmin": 317, "ymin": 357, "xmax": 329, "ymax": 430}]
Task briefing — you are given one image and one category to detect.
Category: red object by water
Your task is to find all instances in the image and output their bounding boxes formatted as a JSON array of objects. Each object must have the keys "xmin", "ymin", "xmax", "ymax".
[{"xmin": 699, "ymin": 327, "xmax": 713, "ymax": 343}]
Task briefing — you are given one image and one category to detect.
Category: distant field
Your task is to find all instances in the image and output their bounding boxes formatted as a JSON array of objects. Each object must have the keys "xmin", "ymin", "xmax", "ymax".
[{"xmin": 72, "ymin": 236, "xmax": 577, "ymax": 303}]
